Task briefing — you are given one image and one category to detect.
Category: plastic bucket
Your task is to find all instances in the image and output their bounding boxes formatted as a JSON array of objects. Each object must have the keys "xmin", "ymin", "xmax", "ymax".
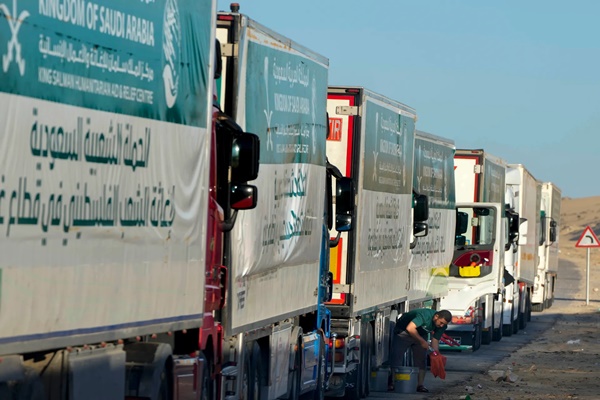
[
  {"xmin": 393, "ymin": 366, "xmax": 418, "ymax": 393},
  {"xmin": 369, "ymin": 367, "xmax": 391, "ymax": 392}
]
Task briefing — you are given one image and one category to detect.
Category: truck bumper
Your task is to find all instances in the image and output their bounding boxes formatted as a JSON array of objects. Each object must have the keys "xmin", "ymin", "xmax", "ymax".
[
  {"xmin": 324, "ymin": 373, "xmax": 346, "ymax": 397},
  {"xmin": 440, "ymin": 325, "xmax": 475, "ymax": 351}
]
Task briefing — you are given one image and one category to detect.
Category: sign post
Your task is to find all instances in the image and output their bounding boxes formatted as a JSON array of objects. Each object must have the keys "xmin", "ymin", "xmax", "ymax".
[{"xmin": 575, "ymin": 226, "xmax": 600, "ymax": 305}]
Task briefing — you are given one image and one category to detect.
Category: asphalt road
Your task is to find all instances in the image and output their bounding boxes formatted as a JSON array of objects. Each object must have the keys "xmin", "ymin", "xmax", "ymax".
[
  {"xmin": 365, "ymin": 312, "xmax": 558, "ymax": 399},
  {"xmin": 365, "ymin": 257, "xmax": 582, "ymax": 399}
]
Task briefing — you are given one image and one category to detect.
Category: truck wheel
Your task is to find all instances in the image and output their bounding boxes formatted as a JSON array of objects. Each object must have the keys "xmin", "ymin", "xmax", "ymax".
[
  {"xmin": 250, "ymin": 343, "xmax": 263, "ymax": 400},
  {"xmin": 243, "ymin": 343, "xmax": 263, "ymax": 400},
  {"xmin": 157, "ymin": 359, "xmax": 174, "ymax": 400},
  {"xmin": 313, "ymin": 331, "xmax": 326, "ymax": 400},
  {"xmin": 519, "ymin": 293, "xmax": 529, "ymax": 330},
  {"xmin": 344, "ymin": 361, "xmax": 361, "ymax": 400},
  {"xmin": 472, "ymin": 324, "xmax": 482, "ymax": 352},
  {"xmin": 200, "ymin": 351, "xmax": 215, "ymax": 400},
  {"xmin": 512, "ymin": 311, "xmax": 519, "ymax": 334},
  {"xmin": 14, "ymin": 367, "xmax": 45, "ymax": 400},
  {"xmin": 289, "ymin": 337, "xmax": 302, "ymax": 400},
  {"xmin": 360, "ymin": 324, "xmax": 372, "ymax": 398},
  {"xmin": 502, "ymin": 308, "xmax": 513, "ymax": 337},
  {"xmin": 531, "ymin": 302, "xmax": 544, "ymax": 312},
  {"xmin": 481, "ymin": 312, "xmax": 493, "ymax": 345},
  {"xmin": 0, "ymin": 385, "xmax": 10, "ymax": 400},
  {"xmin": 492, "ymin": 307, "xmax": 503, "ymax": 342}
]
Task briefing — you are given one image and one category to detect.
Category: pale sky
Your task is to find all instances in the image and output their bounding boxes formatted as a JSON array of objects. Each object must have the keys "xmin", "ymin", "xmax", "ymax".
[{"xmin": 218, "ymin": 0, "xmax": 600, "ymax": 198}]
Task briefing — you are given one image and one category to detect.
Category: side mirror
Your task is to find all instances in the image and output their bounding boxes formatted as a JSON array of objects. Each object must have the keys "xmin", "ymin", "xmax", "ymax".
[
  {"xmin": 215, "ymin": 112, "xmax": 260, "ymax": 231},
  {"xmin": 231, "ymin": 132, "xmax": 260, "ymax": 183},
  {"xmin": 214, "ymin": 39, "xmax": 222, "ymax": 79},
  {"xmin": 412, "ymin": 192, "xmax": 429, "ymax": 237},
  {"xmin": 335, "ymin": 214, "xmax": 352, "ymax": 232},
  {"xmin": 335, "ymin": 177, "xmax": 354, "ymax": 232},
  {"xmin": 474, "ymin": 207, "xmax": 490, "ymax": 216},
  {"xmin": 413, "ymin": 192, "xmax": 429, "ymax": 222},
  {"xmin": 414, "ymin": 222, "xmax": 428, "ymax": 238},
  {"xmin": 518, "ymin": 217, "xmax": 528, "ymax": 245},
  {"xmin": 505, "ymin": 210, "xmax": 520, "ymax": 245},
  {"xmin": 231, "ymin": 184, "xmax": 257, "ymax": 210},
  {"xmin": 549, "ymin": 219, "xmax": 557, "ymax": 243},
  {"xmin": 456, "ymin": 211, "xmax": 468, "ymax": 235}
]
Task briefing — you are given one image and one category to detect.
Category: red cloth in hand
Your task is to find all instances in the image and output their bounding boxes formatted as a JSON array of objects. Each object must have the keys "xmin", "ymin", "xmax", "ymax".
[{"xmin": 429, "ymin": 352, "xmax": 447, "ymax": 379}]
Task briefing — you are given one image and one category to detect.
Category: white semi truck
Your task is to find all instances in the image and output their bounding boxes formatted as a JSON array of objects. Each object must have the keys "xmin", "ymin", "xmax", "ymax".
[
  {"xmin": 409, "ymin": 131, "xmax": 456, "ymax": 309},
  {"xmin": 0, "ymin": 1, "xmax": 261, "ymax": 398},
  {"xmin": 440, "ymin": 149, "xmax": 518, "ymax": 351},
  {"xmin": 533, "ymin": 182, "xmax": 561, "ymax": 311},
  {"xmin": 215, "ymin": 6, "xmax": 349, "ymax": 400},
  {"xmin": 325, "ymin": 86, "xmax": 428, "ymax": 398},
  {"xmin": 506, "ymin": 164, "xmax": 542, "ymax": 330}
]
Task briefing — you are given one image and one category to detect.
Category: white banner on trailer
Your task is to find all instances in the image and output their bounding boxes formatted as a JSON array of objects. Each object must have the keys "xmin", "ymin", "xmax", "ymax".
[
  {"xmin": 0, "ymin": 95, "xmax": 209, "ymax": 348},
  {"xmin": 227, "ymin": 21, "xmax": 329, "ymax": 333}
]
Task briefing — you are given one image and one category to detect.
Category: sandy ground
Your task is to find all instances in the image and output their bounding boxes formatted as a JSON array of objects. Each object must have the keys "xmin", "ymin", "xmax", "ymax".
[{"xmin": 432, "ymin": 196, "xmax": 600, "ymax": 400}]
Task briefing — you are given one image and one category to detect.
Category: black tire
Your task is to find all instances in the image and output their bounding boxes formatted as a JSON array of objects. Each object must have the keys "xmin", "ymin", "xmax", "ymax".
[
  {"xmin": 157, "ymin": 359, "xmax": 174, "ymax": 400},
  {"xmin": 493, "ymin": 307, "xmax": 503, "ymax": 342},
  {"xmin": 344, "ymin": 364, "xmax": 361, "ymax": 400},
  {"xmin": 472, "ymin": 324, "xmax": 482, "ymax": 352},
  {"xmin": 14, "ymin": 367, "xmax": 45, "ymax": 400},
  {"xmin": 313, "ymin": 332, "xmax": 326, "ymax": 400},
  {"xmin": 481, "ymin": 311, "xmax": 493, "ymax": 345},
  {"xmin": 531, "ymin": 302, "xmax": 544, "ymax": 312},
  {"xmin": 519, "ymin": 292, "xmax": 529, "ymax": 330},
  {"xmin": 502, "ymin": 307, "xmax": 514, "ymax": 337},
  {"xmin": 0, "ymin": 385, "xmax": 10, "ymax": 400},
  {"xmin": 200, "ymin": 352, "xmax": 215, "ymax": 400},
  {"xmin": 243, "ymin": 343, "xmax": 263, "ymax": 400},
  {"xmin": 289, "ymin": 338, "xmax": 302, "ymax": 400},
  {"xmin": 344, "ymin": 330, "xmax": 363, "ymax": 400},
  {"xmin": 360, "ymin": 324, "xmax": 372, "ymax": 398},
  {"xmin": 242, "ymin": 350, "xmax": 251, "ymax": 400}
]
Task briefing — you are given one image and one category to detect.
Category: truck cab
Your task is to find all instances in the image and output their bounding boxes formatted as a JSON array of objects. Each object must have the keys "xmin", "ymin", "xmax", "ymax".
[{"xmin": 442, "ymin": 202, "xmax": 507, "ymax": 350}]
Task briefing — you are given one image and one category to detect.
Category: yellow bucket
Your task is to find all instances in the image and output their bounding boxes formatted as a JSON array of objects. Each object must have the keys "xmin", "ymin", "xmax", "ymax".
[{"xmin": 393, "ymin": 367, "xmax": 418, "ymax": 393}]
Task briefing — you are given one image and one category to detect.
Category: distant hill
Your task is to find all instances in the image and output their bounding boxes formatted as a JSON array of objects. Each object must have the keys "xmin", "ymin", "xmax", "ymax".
[
  {"xmin": 561, "ymin": 196, "xmax": 600, "ymax": 243},
  {"xmin": 559, "ymin": 196, "xmax": 600, "ymax": 267}
]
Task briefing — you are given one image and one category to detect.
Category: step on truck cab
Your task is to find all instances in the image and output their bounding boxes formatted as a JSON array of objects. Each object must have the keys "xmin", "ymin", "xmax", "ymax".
[
  {"xmin": 326, "ymin": 87, "xmax": 428, "ymax": 398},
  {"xmin": 440, "ymin": 150, "xmax": 515, "ymax": 351}
]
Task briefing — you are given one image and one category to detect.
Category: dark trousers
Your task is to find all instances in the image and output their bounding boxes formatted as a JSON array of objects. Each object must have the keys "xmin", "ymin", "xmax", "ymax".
[{"xmin": 390, "ymin": 331, "xmax": 427, "ymax": 369}]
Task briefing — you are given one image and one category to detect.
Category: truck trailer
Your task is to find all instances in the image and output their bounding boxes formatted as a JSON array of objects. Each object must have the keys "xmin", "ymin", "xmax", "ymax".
[
  {"xmin": 440, "ymin": 149, "xmax": 517, "ymax": 351},
  {"xmin": 0, "ymin": 1, "xmax": 258, "ymax": 399},
  {"xmin": 506, "ymin": 164, "xmax": 542, "ymax": 330},
  {"xmin": 215, "ymin": 6, "xmax": 348, "ymax": 400},
  {"xmin": 325, "ymin": 86, "xmax": 428, "ymax": 398},
  {"xmin": 409, "ymin": 130, "xmax": 456, "ymax": 309},
  {"xmin": 533, "ymin": 182, "xmax": 561, "ymax": 311}
]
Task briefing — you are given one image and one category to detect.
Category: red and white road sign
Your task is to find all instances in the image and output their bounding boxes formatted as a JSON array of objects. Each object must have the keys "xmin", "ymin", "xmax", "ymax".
[{"xmin": 575, "ymin": 226, "xmax": 600, "ymax": 248}]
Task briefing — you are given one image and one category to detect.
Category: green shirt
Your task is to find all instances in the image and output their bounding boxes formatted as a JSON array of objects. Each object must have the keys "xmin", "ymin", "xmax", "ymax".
[{"xmin": 394, "ymin": 308, "xmax": 447, "ymax": 340}]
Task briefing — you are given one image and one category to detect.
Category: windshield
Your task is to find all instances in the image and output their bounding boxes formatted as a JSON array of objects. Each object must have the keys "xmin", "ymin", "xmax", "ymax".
[{"xmin": 456, "ymin": 206, "xmax": 496, "ymax": 246}]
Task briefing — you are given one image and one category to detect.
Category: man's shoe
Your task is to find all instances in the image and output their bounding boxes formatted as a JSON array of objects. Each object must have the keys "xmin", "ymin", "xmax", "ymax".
[{"xmin": 416, "ymin": 385, "xmax": 429, "ymax": 393}]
